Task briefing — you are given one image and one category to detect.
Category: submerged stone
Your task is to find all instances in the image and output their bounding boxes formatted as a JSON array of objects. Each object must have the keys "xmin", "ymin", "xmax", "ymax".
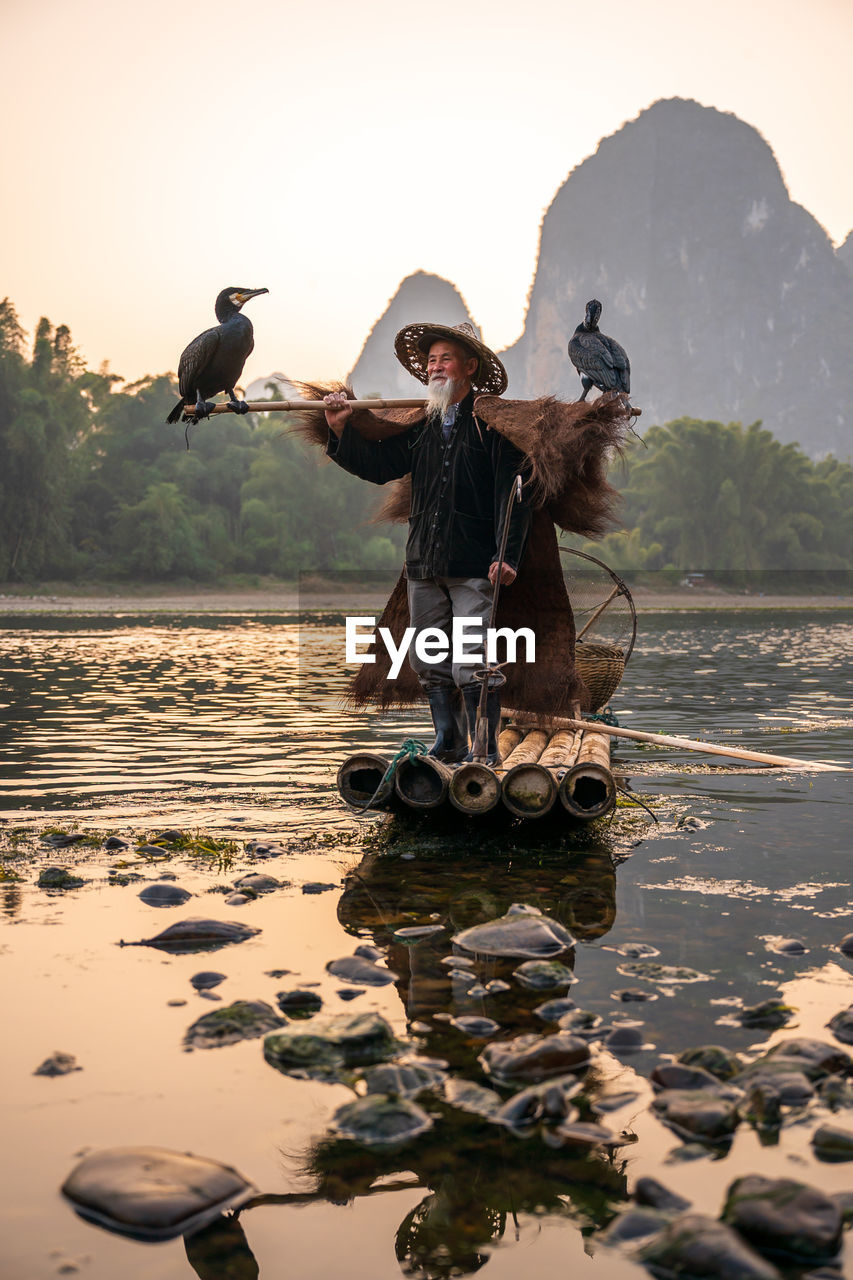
[
  {"xmin": 276, "ymin": 989, "xmax": 323, "ymax": 1018},
  {"xmin": 827, "ymin": 1006, "xmax": 853, "ymax": 1045},
  {"xmin": 330, "ymin": 1094, "xmax": 432, "ymax": 1147},
  {"xmin": 233, "ymin": 873, "xmax": 283, "ymax": 895},
  {"xmin": 651, "ymin": 1063, "xmax": 740, "ymax": 1096},
  {"xmin": 732, "ymin": 1065, "xmax": 814, "ymax": 1106},
  {"xmin": 480, "ymin": 1031, "xmax": 590, "ymax": 1084},
  {"xmin": 739, "ymin": 999, "xmax": 796, "ymax": 1029},
  {"xmin": 635, "ymin": 1213, "xmax": 781, "ymax": 1279},
  {"xmin": 393, "ymin": 925, "xmax": 446, "ymax": 941},
  {"xmin": 442, "ymin": 1078, "xmax": 503, "ymax": 1120},
  {"xmin": 34, "ymin": 1051, "xmax": 82, "ymax": 1077},
  {"xmin": 838, "ymin": 934, "xmax": 853, "ymax": 957},
  {"xmin": 495, "ymin": 1077, "xmax": 580, "ymax": 1130},
  {"xmin": 184, "ymin": 1000, "xmax": 283, "ymax": 1050},
  {"xmin": 616, "ymin": 942, "xmax": 660, "ymax": 958},
  {"xmin": 61, "ymin": 1146, "xmax": 256, "ymax": 1242},
  {"xmin": 817, "ymin": 1077, "xmax": 853, "ymax": 1110},
  {"xmin": 766, "ymin": 937, "xmax": 807, "ymax": 956},
  {"xmin": 634, "ymin": 1176, "xmax": 691, "ymax": 1213},
  {"xmin": 223, "ymin": 893, "xmax": 252, "ymax": 906},
  {"xmin": 326, "ymin": 955, "xmax": 397, "ymax": 987},
  {"xmin": 190, "ymin": 971, "xmax": 226, "ymax": 991},
  {"xmin": 363, "ymin": 1061, "xmax": 445, "ymax": 1098},
  {"xmin": 605, "ymin": 1024, "xmax": 651, "ymax": 1052},
  {"xmin": 722, "ymin": 1175, "xmax": 843, "ymax": 1261},
  {"xmin": 38, "ymin": 867, "xmax": 85, "ymax": 890},
  {"xmin": 617, "ymin": 961, "xmax": 709, "ymax": 985},
  {"xmin": 812, "ymin": 1124, "xmax": 853, "ymax": 1162},
  {"xmin": 263, "ymin": 1012, "xmax": 401, "ymax": 1081},
  {"xmin": 652, "ymin": 1090, "xmax": 740, "ymax": 1143},
  {"xmin": 513, "ymin": 959, "xmax": 575, "ymax": 991},
  {"xmin": 120, "ymin": 917, "xmax": 261, "ymax": 953},
  {"xmin": 612, "ymin": 988, "xmax": 657, "ymax": 1002},
  {"xmin": 677, "ymin": 1044, "xmax": 744, "ymax": 1081},
  {"xmin": 534, "ymin": 997, "xmax": 576, "ymax": 1022},
  {"xmin": 453, "ymin": 905, "xmax": 574, "ymax": 959},
  {"xmin": 448, "ymin": 1015, "xmax": 500, "ymax": 1038},
  {"xmin": 601, "ymin": 1208, "xmax": 671, "ymax": 1245},
  {"xmin": 138, "ymin": 883, "xmax": 192, "ymax": 907},
  {"xmin": 759, "ymin": 1038, "xmax": 852, "ymax": 1081},
  {"xmin": 557, "ymin": 1120, "xmax": 627, "ymax": 1150}
]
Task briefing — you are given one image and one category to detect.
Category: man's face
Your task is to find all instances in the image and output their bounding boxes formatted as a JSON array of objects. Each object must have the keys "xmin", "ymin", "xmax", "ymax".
[{"xmin": 426, "ymin": 341, "xmax": 478, "ymax": 395}]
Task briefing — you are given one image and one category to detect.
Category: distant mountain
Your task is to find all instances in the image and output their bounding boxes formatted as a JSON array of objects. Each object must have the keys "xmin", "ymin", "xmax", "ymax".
[
  {"xmin": 837, "ymin": 230, "xmax": 853, "ymax": 275},
  {"xmin": 244, "ymin": 372, "xmax": 300, "ymax": 401},
  {"xmin": 501, "ymin": 98, "xmax": 853, "ymax": 457},
  {"xmin": 347, "ymin": 271, "xmax": 476, "ymax": 397}
]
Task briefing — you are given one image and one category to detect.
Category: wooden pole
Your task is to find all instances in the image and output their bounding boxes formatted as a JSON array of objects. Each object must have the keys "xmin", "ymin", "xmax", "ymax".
[
  {"xmin": 576, "ymin": 584, "xmax": 621, "ymax": 641},
  {"xmin": 184, "ymin": 398, "xmax": 427, "ymax": 416},
  {"xmin": 505, "ymin": 711, "xmax": 848, "ymax": 772}
]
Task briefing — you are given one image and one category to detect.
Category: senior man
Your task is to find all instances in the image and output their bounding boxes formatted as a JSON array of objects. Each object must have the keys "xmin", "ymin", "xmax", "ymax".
[{"xmin": 324, "ymin": 322, "xmax": 530, "ymax": 765}]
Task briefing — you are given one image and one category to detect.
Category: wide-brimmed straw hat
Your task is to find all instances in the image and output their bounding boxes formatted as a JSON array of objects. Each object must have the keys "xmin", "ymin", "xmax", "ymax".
[{"xmin": 394, "ymin": 321, "xmax": 508, "ymax": 395}]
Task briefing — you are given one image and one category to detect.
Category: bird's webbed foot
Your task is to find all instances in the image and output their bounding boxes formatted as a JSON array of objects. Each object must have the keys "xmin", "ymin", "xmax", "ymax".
[
  {"xmin": 192, "ymin": 398, "xmax": 215, "ymax": 420},
  {"xmin": 227, "ymin": 395, "xmax": 251, "ymax": 416}
]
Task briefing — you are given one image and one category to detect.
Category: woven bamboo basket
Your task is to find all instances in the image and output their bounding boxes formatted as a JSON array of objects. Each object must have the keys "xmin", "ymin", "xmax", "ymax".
[{"xmin": 575, "ymin": 641, "xmax": 625, "ymax": 711}]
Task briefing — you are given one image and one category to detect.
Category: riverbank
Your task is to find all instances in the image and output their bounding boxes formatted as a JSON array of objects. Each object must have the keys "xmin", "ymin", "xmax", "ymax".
[{"xmin": 1, "ymin": 583, "xmax": 852, "ymax": 614}]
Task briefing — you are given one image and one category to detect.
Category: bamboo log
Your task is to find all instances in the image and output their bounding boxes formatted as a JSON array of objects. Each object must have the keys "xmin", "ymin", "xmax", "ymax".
[
  {"xmin": 539, "ymin": 728, "xmax": 582, "ymax": 770},
  {"xmin": 497, "ymin": 725, "xmax": 525, "ymax": 760},
  {"xmin": 185, "ymin": 398, "xmax": 427, "ymax": 416},
  {"xmin": 394, "ymin": 755, "xmax": 452, "ymax": 810},
  {"xmin": 336, "ymin": 753, "xmax": 393, "ymax": 810},
  {"xmin": 502, "ymin": 762, "xmax": 558, "ymax": 818},
  {"xmin": 559, "ymin": 733, "xmax": 616, "ymax": 821},
  {"xmin": 449, "ymin": 762, "xmax": 502, "ymax": 815},
  {"xmin": 502, "ymin": 729, "xmax": 549, "ymax": 769},
  {"xmin": 504, "ymin": 710, "xmax": 847, "ymax": 772}
]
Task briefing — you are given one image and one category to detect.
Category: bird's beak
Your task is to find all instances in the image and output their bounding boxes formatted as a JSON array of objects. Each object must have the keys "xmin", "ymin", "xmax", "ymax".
[{"xmin": 237, "ymin": 288, "xmax": 269, "ymax": 303}]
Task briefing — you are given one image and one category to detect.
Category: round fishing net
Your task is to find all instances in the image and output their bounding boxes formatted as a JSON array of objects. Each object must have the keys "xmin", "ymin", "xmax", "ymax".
[{"xmin": 560, "ymin": 547, "xmax": 637, "ymax": 710}]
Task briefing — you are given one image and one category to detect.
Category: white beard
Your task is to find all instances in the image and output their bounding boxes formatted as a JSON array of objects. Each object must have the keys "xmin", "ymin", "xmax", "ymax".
[{"xmin": 425, "ymin": 375, "xmax": 459, "ymax": 420}]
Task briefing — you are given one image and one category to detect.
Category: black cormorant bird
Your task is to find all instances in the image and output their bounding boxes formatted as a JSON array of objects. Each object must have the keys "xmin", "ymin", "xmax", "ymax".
[
  {"xmin": 166, "ymin": 286, "xmax": 268, "ymax": 423},
  {"xmin": 568, "ymin": 299, "xmax": 630, "ymax": 402}
]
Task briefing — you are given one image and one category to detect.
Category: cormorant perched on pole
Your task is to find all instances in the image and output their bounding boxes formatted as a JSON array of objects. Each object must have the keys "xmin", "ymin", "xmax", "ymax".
[
  {"xmin": 568, "ymin": 299, "xmax": 631, "ymax": 402},
  {"xmin": 166, "ymin": 286, "xmax": 268, "ymax": 424}
]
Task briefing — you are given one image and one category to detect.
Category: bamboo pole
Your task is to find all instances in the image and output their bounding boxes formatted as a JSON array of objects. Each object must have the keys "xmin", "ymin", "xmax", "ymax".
[
  {"xmin": 539, "ymin": 728, "xmax": 582, "ymax": 770},
  {"xmin": 505, "ymin": 710, "xmax": 848, "ymax": 772},
  {"xmin": 576, "ymin": 584, "xmax": 621, "ymax": 641},
  {"xmin": 448, "ymin": 762, "xmax": 502, "ymax": 815},
  {"xmin": 502, "ymin": 729, "xmax": 549, "ymax": 769},
  {"xmin": 502, "ymin": 762, "xmax": 558, "ymax": 818},
  {"xmin": 394, "ymin": 755, "xmax": 452, "ymax": 809},
  {"xmin": 559, "ymin": 732, "xmax": 616, "ymax": 820},
  {"xmin": 497, "ymin": 724, "xmax": 525, "ymax": 760},
  {"xmin": 185, "ymin": 398, "xmax": 427, "ymax": 416}
]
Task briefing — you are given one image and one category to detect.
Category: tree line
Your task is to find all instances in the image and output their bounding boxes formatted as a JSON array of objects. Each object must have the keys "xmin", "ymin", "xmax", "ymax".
[{"xmin": 1, "ymin": 299, "xmax": 851, "ymax": 586}]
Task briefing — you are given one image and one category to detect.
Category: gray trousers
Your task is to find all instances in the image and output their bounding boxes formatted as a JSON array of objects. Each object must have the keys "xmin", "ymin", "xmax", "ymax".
[{"xmin": 406, "ymin": 576, "xmax": 493, "ymax": 691}]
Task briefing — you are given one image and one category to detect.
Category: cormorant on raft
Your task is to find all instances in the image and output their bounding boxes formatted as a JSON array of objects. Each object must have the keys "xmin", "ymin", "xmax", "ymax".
[
  {"xmin": 166, "ymin": 286, "xmax": 268, "ymax": 424},
  {"xmin": 568, "ymin": 299, "xmax": 631, "ymax": 403}
]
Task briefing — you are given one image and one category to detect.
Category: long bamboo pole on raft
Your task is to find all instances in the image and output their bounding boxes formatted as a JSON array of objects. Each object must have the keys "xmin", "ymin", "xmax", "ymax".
[
  {"xmin": 183, "ymin": 399, "xmax": 427, "ymax": 416},
  {"xmin": 504, "ymin": 711, "xmax": 848, "ymax": 772}
]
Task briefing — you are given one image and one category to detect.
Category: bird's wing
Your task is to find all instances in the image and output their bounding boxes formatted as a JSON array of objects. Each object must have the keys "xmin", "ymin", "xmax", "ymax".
[
  {"xmin": 568, "ymin": 332, "xmax": 614, "ymax": 385},
  {"xmin": 178, "ymin": 326, "xmax": 221, "ymax": 398},
  {"xmin": 601, "ymin": 336, "xmax": 630, "ymax": 393}
]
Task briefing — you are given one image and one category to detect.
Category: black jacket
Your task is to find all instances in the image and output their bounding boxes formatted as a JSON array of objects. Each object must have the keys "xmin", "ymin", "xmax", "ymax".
[{"xmin": 326, "ymin": 392, "xmax": 531, "ymax": 580}]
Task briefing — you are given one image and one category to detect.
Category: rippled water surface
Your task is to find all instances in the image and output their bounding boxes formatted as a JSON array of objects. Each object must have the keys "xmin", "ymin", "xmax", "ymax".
[{"xmin": 1, "ymin": 609, "xmax": 852, "ymax": 1280}]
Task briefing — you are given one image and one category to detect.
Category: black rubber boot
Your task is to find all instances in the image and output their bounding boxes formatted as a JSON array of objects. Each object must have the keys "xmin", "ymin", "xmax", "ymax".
[
  {"xmin": 426, "ymin": 687, "xmax": 469, "ymax": 763},
  {"xmin": 462, "ymin": 685, "xmax": 501, "ymax": 766}
]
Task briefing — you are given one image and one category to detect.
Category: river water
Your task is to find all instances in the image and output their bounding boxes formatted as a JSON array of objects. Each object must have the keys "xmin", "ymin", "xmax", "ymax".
[{"xmin": 1, "ymin": 608, "xmax": 852, "ymax": 1280}]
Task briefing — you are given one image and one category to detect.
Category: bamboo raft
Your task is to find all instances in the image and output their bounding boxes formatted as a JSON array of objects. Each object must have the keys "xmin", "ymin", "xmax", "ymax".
[{"xmin": 336, "ymin": 720, "xmax": 617, "ymax": 823}]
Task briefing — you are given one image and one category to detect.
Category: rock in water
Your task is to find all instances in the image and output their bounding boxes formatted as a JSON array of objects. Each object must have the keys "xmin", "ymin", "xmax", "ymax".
[
  {"xmin": 184, "ymin": 1000, "xmax": 283, "ymax": 1050},
  {"xmin": 38, "ymin": 867, "xmax": 86, "ymax": 889},
  {"xmin": 138, "ymin": 883, "xmax": 192, "ymax": 907},
  {"xmin": 812, "ymin": 1124, "xmax": 853, "ymax": 1162},
  {"xmin": 677, "ymin": 1044, "xmax": 744, "ymax": 1080},
  {"xmin": 652, "ymin": 1090, "xmax": 740, "ymax": 1143},
  {"xmin": 513, "ymin": 960, "xmax": 575, "ymax": 991},
  {"xmin": 722, "ymin": 1175, "xmax": 843, "ymax": 1261},
  {"xmin": 480, "ymin": 1032, "xmax": 590, "ymax": 1084},
  {"xmin": 119, "ymin": 918, "xmax": 261, "ymax": 953},
  {"xmin": 453, "ymin": 905, "xmax": 574, "ymax": 959},
  {"xmin": 61, "ymin": 1146, "xmax": 256, "ymax": 1241},
  {"xmin": 363, "ymin": 1062, "xmax": 445, "ymax": 1098},
  {"xmin": 635, "ymin": 1213, "xmax": 781, "ymax": 1279},
  {"xmin": 264, "ymin": 1012, "xmax": 401, "ymax": 1081},
  {"xmin": 34, "ymin": 1051, "xmax": 82, "ymax": 1077},
  {"xmin": 190, "ymin": 971, "xmax": 226, "ymax": 991},
  {"xmin": 827, "ymin": 1006, "xmax": 853, "ymax": 1045},
  {"xmin": 232, "ymin": 873, "xmax": 284, "ymax": 895},
  {"xmin": 330, "ymin": 1095, "xmax": 433, "ymax": 1147},
  {"xmin": 326, "ymin": 955, "xmax": 397, "ymax": 986},
  {"xmin": 276, "ymin": 989, "xmax": 323, "ymax": 1018}
]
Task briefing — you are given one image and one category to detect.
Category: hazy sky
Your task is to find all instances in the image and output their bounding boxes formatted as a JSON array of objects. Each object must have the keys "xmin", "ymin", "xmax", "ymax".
[{"xmin": 3, "ymin": 0, "xmax": 852, "ymax": 390}]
